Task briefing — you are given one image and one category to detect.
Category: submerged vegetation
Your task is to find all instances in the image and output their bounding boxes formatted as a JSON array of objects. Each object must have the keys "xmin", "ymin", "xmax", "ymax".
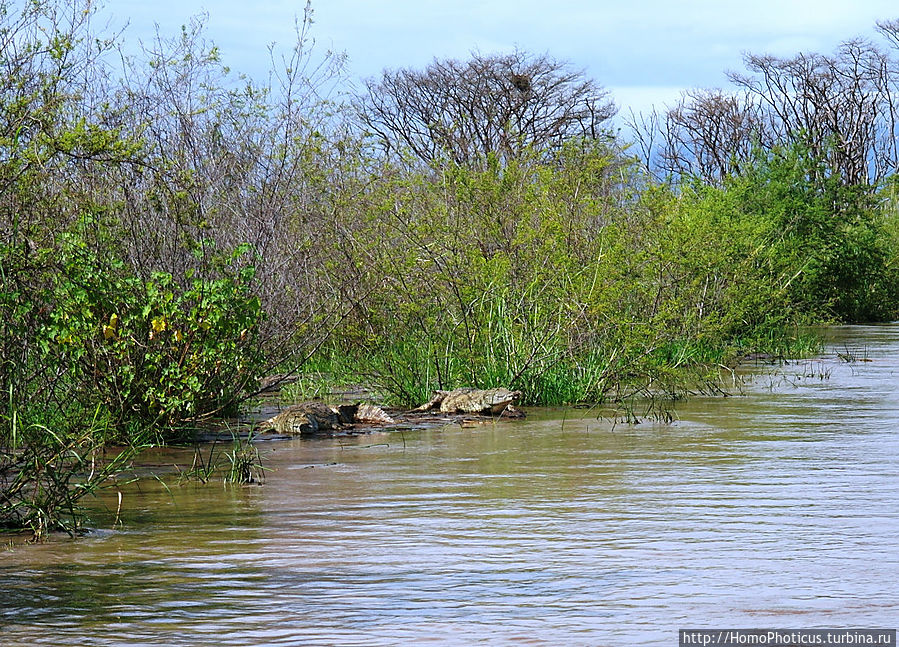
[{"xmin": 2, "ymin": 0, "xmax": 899, "ymax": 536}]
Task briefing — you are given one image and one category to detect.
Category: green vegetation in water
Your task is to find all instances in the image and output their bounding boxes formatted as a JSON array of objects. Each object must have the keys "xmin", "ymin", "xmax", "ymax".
[
  {"xmin": 0, "ymin": 412, "xmax": 144, "ymax": 541},
  {"xmin": 174, "ymin": 433, "xmax": 265, "ymax": 486},
  {"xmin": 2, "ymin": 0, "xmax": 899, "ymax": 537}
]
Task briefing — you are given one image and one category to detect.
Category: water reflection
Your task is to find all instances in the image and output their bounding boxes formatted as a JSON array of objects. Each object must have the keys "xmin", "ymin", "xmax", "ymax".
[{"xmin": 2, "ymin": 326, "xmax": 899, "ymax": 645}]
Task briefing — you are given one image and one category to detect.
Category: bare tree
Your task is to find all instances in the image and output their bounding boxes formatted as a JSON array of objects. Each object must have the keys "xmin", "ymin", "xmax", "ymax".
[
  {"xmin": 625, "ymin": 89, "xmax": 772, "ymax": 184},
  {"xmin": 728, "ymin": 38, "xmax": 895, "ymax": 186},
  {"xmin": 658, "ymin": 89, "xmax": 770, "ymax": 182},
  {"xmin": 356, "ymin": 49, "xmax": 616, "ymax": 166},
  {"xmin": 627, "ymin": 22, "xmax": 899, "ymax": 187}
]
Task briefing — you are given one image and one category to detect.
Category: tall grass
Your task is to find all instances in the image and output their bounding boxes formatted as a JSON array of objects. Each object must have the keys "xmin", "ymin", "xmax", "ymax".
[{"xmin": 0, "ymin": 413, "xmax": 145, "ymax": 540}]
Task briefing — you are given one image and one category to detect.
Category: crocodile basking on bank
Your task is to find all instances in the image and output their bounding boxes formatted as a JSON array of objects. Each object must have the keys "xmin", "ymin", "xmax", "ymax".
[
  {"xmin": 262, "ymin": 387, "xmax": 523, "ymax": 436},
  {"xmin": 262, "ymin": 401, "xmax": 395, "ymax": 435},
  {"xmin": 412, "ymin": 387, "xmax": 524, "ymax": 416}
]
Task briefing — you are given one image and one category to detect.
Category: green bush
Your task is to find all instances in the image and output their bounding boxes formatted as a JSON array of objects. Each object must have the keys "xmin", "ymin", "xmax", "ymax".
[
  {"xmin": 2, "ymin": 227, "xmax": 266, "ymax": 438},
  {"xmin": 308, "ymin": 136, "xmax": 899, "ymax": 407},
  {"xmin": 719, "ymin": 142, "xmax": 899, "ymax": 322},
  {"xmin": 44, "ymin": 234, "xmax": 266, "ymax": 434},
  {"xmin": 309, "ymin": 142, "xmax": 779, "ymax": 405}
]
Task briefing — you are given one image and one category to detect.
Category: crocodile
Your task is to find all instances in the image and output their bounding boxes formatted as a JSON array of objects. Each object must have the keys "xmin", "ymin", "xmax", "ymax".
[
  {"xmin": 412, "ymin": 387, "xmax": 523, "ymax": 416},
  {"xmin": 263, "ymin": 401, "xmax": 395, "ymax": 435}
]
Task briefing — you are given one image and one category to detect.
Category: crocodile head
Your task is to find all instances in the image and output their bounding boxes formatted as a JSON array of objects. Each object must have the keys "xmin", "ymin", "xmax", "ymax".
[{"xmin": 484, "ymin": 387, "xmax": 522, "ymax": 413}]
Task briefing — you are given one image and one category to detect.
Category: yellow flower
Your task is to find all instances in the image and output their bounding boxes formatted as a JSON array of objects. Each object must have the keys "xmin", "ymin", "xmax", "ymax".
[{"xmin": 103, "ymin": 313, "xmax": 119, "ymax": 339}]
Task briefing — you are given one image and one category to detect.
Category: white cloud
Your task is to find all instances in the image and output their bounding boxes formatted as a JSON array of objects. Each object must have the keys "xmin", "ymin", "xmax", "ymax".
[{"xmin": 609, "ymin": 86, "xmax": 687, "ymax": 119}]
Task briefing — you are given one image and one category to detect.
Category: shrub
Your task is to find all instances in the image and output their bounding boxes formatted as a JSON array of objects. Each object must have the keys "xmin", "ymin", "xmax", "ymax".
[
  {"xmin": 44, "ymin": 232, "xmax": 266, "ymax": 434},
  {"xmin": 720, "ymin": 142, "xmax": 899, "ymax": 322}
]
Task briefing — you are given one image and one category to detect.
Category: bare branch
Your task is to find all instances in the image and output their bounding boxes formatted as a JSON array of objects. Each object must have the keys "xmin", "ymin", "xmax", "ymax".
[{"xmin": 355, "ymin": 49, "xmax": 616, "ymax": 167}]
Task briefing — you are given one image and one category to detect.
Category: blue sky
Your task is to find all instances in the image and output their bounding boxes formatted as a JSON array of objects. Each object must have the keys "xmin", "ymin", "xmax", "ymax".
[{"xmin": 101, "ymin": 1, "xmax": 899, "ymax": 115}]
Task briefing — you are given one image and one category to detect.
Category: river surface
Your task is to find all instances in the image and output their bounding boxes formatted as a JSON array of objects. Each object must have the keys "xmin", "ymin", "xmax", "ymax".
[{"xmin": 2, "ymin": 326, "xmax": 899, "ymax": 646}]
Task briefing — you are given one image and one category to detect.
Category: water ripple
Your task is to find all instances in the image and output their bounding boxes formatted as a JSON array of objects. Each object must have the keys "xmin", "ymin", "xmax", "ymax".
[{"xmin": 2, "ymin": 325, "xmax": 899, "ymax": 645}]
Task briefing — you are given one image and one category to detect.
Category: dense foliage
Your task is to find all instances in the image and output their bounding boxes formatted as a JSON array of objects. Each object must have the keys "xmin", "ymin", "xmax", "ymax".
[
  {"xmin": 306, "ymin": 139, "xmax": 898, "ymax": 406},
  {"xmin": 2, "ymin": 0, "xmax": 899, "ymax": 537}
]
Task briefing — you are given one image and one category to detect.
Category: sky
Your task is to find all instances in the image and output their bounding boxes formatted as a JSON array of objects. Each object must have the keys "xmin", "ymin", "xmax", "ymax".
[{"xmin": 99, "ymin": 0, "xmax": 899, "ymax": 117}]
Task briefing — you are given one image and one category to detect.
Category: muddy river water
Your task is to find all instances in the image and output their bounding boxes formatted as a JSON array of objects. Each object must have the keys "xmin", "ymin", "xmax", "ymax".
[{"xmin": 2, "ymin": 326, "xmax": 898, "ymax": 645}]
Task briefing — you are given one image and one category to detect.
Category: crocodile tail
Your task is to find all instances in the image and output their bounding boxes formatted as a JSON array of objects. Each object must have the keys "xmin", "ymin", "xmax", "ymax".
[
  {"xmin": 356, "ymin": 403, "xmax": 395, "ymax": 424},
  {"xmin": 411, "ymin": 390, "xmax": 448, "ymax": 412}
]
